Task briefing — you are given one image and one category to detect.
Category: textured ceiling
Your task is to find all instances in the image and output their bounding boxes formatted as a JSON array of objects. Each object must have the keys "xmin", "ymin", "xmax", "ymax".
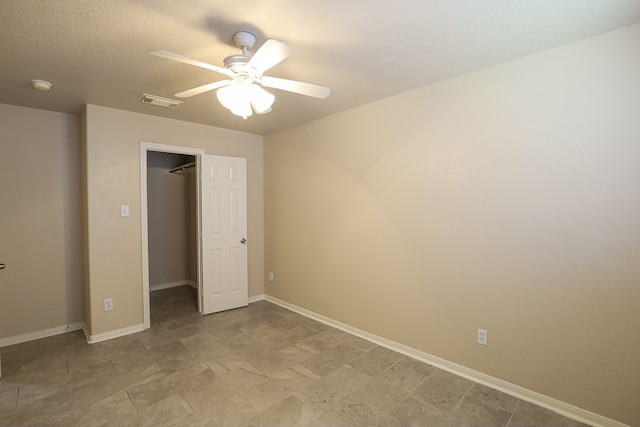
[{"xmin": 1, "ymin": 0, "xmax": 639, "ymax": 135}]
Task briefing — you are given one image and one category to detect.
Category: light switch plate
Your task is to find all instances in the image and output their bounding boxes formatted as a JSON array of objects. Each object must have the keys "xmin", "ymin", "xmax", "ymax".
[{"xmin": 120, "ymin": 205, "xmax": 129, "ymax": 217}]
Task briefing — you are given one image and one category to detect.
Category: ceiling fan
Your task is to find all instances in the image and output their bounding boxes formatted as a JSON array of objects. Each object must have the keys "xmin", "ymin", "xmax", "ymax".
[{"xmin": 151, "ymin": 31, "xmax": 330, "ymax": 119}]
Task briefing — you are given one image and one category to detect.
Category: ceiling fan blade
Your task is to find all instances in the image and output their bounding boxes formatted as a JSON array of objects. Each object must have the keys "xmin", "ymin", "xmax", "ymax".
[
  {"xmin": 151, "ymin": 50, "xmax": 234, "ymax": 77},
  {"xmin": 247, "ymin": 39, "xmax": 293, "ymax": 73},
  {"xmin": 175, "ymin": 80, "xmax": 232, "ymax": 98},
  {"xmin": 260, "ymin": 76, "xmax": 330, "ymax": 99}
]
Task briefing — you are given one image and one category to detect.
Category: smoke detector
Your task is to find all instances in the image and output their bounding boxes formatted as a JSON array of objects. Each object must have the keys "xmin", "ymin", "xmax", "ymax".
[
  {"xmin": 138, "ymin": 93, "xmax": 183, "ymax": 109},
  {"xmin": 31, "ymin": 79, "xmax": 52, "ymax": 91}
]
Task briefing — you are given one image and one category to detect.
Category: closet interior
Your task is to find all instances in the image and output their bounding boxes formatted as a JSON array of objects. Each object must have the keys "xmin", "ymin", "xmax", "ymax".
[{"xmin": 146, "ymin": 151, "xmax": 198, "ymax": 323}]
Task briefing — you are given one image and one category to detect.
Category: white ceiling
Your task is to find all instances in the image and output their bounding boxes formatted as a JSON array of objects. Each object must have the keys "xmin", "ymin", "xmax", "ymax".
[{"xmin": 1, "ymin": 1, "xmax": 639, "ymax": 135}]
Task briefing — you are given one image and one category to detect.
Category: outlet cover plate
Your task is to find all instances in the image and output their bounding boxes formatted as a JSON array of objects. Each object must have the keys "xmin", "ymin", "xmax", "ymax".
[{"xmin": 477, "ymin": 329, "xmax": 488, "ymax": 346}]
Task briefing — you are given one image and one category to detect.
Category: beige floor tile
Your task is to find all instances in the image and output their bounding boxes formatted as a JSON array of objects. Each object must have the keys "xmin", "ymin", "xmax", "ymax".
[
  {"xmin": 299, "ymin": 341, "xmax": 365, "ymax": 377},
  {"xmin": 17, "ymin": 360, "xmax": 116, "ymax": 407},
  {"xmin": 0, "ymin": 378, "xmax": 19, "ymax": 394},
  {"xmin": 155, "ymin": 342, "xmax": 230, "ymax": 375},
  {"xmin": 264, "ymin": 325, "xmax": 321, "ymax": 351},
  {"xmin": 289, "ymin": 364, "xmax": 323, "ymax": 380},
  {"xmin": 64, "ymin": 347, "xmax": 113, "ymax": 372},
  {"xmin": 468, "ymin": 383, "xmax": 519, "ymax": 412},
  {"xmin": 181, "ymin": 375, "xmax": 239, "ymax": 413},
  {"xmin": 294, "ymin": 329, "xmax": 352, "ymax": 354},
  {"xmin": 183, "ymin": 394, "xmax": 258, "ymax": 427},
  {"xmin": 126, "ymin": 362, "xmax": 214, "ymax": 408},
  {"xmin": 377, "ymin": 362, "xmax": 427, "ymax": 392},
  {"xmin": 179, "ymin": 332, "xmax": 229, "ymax": 353},
  {"xmin": 310, "ymin": 395, "xmax": 401, "ymax": 427},
  {"xmin": 396, "ymin": 355, "xmax": 437, "ymax": 377},
  {"xmin": 242, "ymin": 395, "xmax": 324, "ymax": 427},
  {"xmin": 346, "ymin": 345, "xmax": 404, "ymax": 377},
  {"xmin": 444, "ymin": 395, "xmax": 512, "ymax": 427},
  {"xmin": 160, "ymin": 312, "xmax": 203, "ymax": 331},
  {"xmin": 296, "ymin": 366, "xmax": 372, "ymax": 411},
  {"xmin": 390, "ymin": 396, "xmax": 448, "ymax": 426},
  {"xmin": 508, "ymin": 400, "xmax": 575, "ymax": 427},
  {"xmin": 409, "ymin": 368, "xmax": 474, "ymax": 413},
  {"xmin": 216, "ymin": 359, "xmax": 269, "ymax": 392},
  {"xmin": 239, "ymin": 368, "xmax": 316, "ymax": 412},
  {"xmin": 0, "ymin": 387, "xmax": 18, "ymax": 411},
  {"xmin": 132, "ymin": 393, "xmax": 195, "ymax": 427},
  {"xmin": 18, "ymin": 362, "xmax": 163, "ymax": 417},
  {"xmin": 1, "ymin": 354, "xmax": 69, "ymax": 385},
  {"xmin": 67, "ymin": 390, "xmax": 136, "ymax": 427},
  {"xmin": 110, "ymin": 340, "xmax": 185, "ymax": 374},
  {"xmin": 220, "ymin": 325, "xmax": 286, "ymax": 350},
  {"xmin": 344, "ymin": 335, "xmax": 378, "ymax": 351},
  {"xmin": 228, "ymin": 342, "xmax": 278, "ymax": 364},
  {"xmin": 301, "ymin": 319, "xmax": 334, "ymax": 333},
  {"xmin": 250, "ymin": 345, "xmax": 315, "ymax": 377},
  {"xmin": 263, "ymin": 313, "xmax": 317, "ymax": 332},
  {"xmin": 348, "ymin": 378, "xmax": 409, "ymax": 412}
]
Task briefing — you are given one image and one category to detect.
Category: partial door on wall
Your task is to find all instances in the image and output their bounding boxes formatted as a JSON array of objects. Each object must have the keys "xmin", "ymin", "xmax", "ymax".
[{"xmin": 200, "ymin": 155, "xmax": 248, "ymax": 314}]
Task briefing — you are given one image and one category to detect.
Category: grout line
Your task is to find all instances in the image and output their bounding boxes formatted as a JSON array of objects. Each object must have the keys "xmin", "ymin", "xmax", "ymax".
[
  {"xmin": 14, "ymin": 387, "xmax": 20, "ymax": 409},
  {"xmin": 443, "ymin": 380, "xmax": 476, "ymax": 421},
  {"xmin": 180, "ymin": 391, "xmax": 197, "ymax": 414},
  {"xmin": 506, "ymin": 399, "xmax": 521, "ymax": 427},
  {"xmin": 125, "ymin": 389, "xmax": 136, "ymax": 410},
  {"xmin": 407, "ymin": 376, "xmax": 427, "ymax": 394}
]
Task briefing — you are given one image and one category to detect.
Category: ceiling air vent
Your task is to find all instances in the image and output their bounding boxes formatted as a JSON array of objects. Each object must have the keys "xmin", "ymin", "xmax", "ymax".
[{"xmin": 138, "ymin": 93, "xmax": 183, "ymax": 109}]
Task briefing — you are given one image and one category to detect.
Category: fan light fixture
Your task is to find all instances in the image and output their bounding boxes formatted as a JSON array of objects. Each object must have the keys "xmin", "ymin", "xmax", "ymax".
[{"xmin": 217, "ymin": 81, "xmax": 275, "ymax": 119}]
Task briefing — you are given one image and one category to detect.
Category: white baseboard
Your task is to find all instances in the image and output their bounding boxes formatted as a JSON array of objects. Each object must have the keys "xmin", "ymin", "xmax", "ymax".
[
  {"xmin": 264, "ymin": 295, "xmax": 628, "ymax": 427},
  {"xmin": 81, "ymin": 293, "xmax": 263, "ymax": 344},
  {"xmin": 86, "ymin": 323, "xmax": 145, "ymax": 344},
  {"xmin": 248, "ymin": 293, "xmax": 265, "ymax": 304},
  {"xmin": 0, "ymin": 322, "xmax": 84, "ymax": 347},
  {"xmin": 150, "ymin": 280, "xmax": 196, "ymax": 292}
]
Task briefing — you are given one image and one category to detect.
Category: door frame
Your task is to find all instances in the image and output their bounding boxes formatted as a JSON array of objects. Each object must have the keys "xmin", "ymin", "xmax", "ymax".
[{"xmin": 140, "ymin": 141, "xmax": 205, "ymax": 329}]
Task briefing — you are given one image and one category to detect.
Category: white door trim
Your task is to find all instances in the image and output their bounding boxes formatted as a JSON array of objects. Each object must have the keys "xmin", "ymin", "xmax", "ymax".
[{"xmin": 140, "ymin": 141, "xmax": 205, "ymax": 329}]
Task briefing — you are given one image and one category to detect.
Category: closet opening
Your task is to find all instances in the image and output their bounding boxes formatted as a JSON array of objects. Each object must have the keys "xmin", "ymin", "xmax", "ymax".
[{"xmin": 146, "ymin": 151, "xmax": 198, "ymax": 325}]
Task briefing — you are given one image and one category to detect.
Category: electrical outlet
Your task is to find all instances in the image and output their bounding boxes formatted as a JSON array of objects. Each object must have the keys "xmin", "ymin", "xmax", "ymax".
[
  {"xmin": 268, "ymin": 272, "xmax": 274, "ymax": 283},
  {"xmin": 104, "ymin": 298, "xmax": 114, "ymax": 312},
  {"xmin": 477, "ymin": 329, "xmax": 488, "ymax": 346}
]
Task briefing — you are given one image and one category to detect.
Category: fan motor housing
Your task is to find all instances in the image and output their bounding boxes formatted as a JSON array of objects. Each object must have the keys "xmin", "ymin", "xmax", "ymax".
[
  {"xmin": 223, "ymin": 55, "xmax": 258, "ymax": 81},
  {"xmin": 223, "ymin": 55, "xmax": 250, "ymax": 69}
]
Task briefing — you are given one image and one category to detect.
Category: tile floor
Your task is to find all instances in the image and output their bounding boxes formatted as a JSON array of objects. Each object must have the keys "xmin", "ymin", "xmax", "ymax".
[{"xmin": 0, "ymin": 286, "xmax": 592, "ymax": 426}]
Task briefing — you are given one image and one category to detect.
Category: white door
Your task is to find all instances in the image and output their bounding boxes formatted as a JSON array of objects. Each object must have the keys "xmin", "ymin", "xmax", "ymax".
[{"xmin": 200, "ymin": 155, "xmax": 248, "ymax": 315}]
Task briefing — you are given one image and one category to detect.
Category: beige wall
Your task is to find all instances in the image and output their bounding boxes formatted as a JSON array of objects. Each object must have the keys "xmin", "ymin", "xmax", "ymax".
[
  {"xmin": 264, "ymin": 24, "xmax": 640, "ymax": 426},
  {"xmin": 147, "ymin": 153, "xmax": 196, "ymax": 287},
  {"xmin": 0, "ymin": 104, "xmax": 84, "ymax": 339},
  {"xmin": 85, "ymin": 105, "xmax": 264, "ymax": 336}
]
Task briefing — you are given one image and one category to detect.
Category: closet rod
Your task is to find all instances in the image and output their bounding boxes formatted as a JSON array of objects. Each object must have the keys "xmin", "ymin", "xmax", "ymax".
[{"xmin": 169, "ymin": 161, "xmax": 195, "ymax": 173}]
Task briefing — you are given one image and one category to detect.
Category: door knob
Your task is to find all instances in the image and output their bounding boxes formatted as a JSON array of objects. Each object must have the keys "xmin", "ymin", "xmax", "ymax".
[
  {"xmin": 240, "ymin": 238, "xmax": 247, "ymax": 244},
  {"xmin": 0, "ymin": 263, "xmax": 5, "ymax": 270}
]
